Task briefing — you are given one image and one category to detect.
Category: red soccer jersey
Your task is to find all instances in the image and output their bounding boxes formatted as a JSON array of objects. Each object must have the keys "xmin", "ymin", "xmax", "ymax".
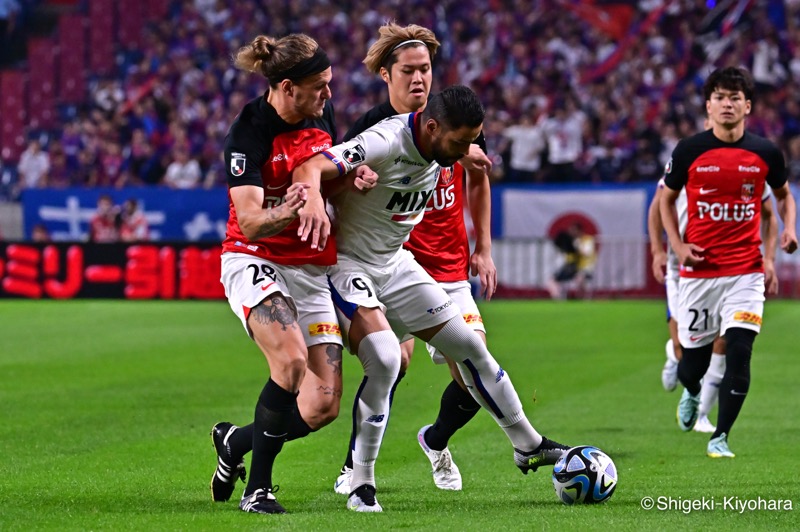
[
  {"xmin": 404, "ymin": 163, "xmax": 469, "ymax": 282},
  {"xmin": 89, "ymin": 215, "xmax": 119, "ymax": 243},
  {"xmin": 222, "ymin": 96, "xmax": 337, "ymax": 266},
  {"xmin": 664, "ymin": 130, "xmax": 786, "ymax": 278}
]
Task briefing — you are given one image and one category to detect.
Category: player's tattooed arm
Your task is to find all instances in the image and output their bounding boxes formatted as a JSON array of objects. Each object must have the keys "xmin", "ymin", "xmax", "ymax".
[{"xmin": 231, "ymin": 183, "xmax": 309, "ymax": 240}]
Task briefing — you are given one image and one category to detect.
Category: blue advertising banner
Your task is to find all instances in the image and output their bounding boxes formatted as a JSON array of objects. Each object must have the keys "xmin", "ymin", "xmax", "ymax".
[{"xmin": 21, "ymin": 187, "xmax": 229, "ymax": 242}]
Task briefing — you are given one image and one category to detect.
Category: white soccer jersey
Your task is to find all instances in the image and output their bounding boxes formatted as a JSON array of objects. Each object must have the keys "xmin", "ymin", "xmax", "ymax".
[{"xmin": 323, "ymin": 113, "xmax": 443, "ymax": 265}]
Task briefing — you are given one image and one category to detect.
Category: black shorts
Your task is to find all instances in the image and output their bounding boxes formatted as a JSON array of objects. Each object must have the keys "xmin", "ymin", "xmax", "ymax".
[{"xmin": 555, "ymin": 263, "xmax": 578, "ymax": 282}]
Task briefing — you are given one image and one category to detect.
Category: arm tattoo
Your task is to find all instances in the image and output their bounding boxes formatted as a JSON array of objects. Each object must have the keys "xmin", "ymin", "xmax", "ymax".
[
  {"xmin": 326, "ymin": 344, "xmax": 343, "ymax": 376},
  {"xmin": 250, "ymin": 296, "xmax": 298, "ymax": 331},
  {"xmin": 255, "ymin": 207, "xmax": 293, "ymax": 239}
]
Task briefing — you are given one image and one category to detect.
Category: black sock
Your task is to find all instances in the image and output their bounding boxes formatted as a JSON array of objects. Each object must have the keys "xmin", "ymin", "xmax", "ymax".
[
  {"xmin": 424, "ymin": 380, "xmax": 480, "ymax": 451},
  {"xmin": 714, "ymin": 328, "xmax": 755, "ymax": 439},
  {"xmin": 389, "ymin": 370, "xmax": 406, "ymax": 407},
  {"xmin": 245, "ymin": 379, "xmax": 297, "ymax": 495},
  {"xmin": 677, "ymin": 343, "xmax": 713, "ymax": 396},
  {"xmin": 342, "ymin": 371, "xmax": 406, "ymax": 470},
  {"xmin": 228, "ymin": 424, "xmax": 254, "ymax": 458},
  {"xmin": 285, "ymin": 408, "xmax": 314, "ymax": 442}
]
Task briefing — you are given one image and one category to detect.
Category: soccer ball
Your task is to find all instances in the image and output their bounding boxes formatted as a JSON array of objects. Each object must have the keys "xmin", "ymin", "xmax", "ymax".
[{"xmin": 552, "ymin": 445, "xmax": 617, "ymax": 505}]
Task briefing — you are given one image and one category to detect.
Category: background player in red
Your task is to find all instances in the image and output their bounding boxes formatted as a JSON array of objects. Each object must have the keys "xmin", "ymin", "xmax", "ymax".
[
  {"xmin": 211, "ymin": 33, "xmax": 373, "ymax": 514},
  {"xmin": 330, "ymin": 23, "xmax": 501, "ymax": 495},
  {"xmin": 88, "ymin": 194, "xmax": 119, "ymax": 243},
  {"xmin": 118, "ymin": 198, "xmax": 150, "ymax": 242},
  {"xmin": 661, "ymin": 66, "xmax": 797, "ymax": 458}
]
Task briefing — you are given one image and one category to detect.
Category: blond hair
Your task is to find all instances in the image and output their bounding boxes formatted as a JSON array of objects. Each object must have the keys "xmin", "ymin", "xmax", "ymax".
[
  {"xmin": 363, "ymin": 23, "xmax": 440, "ymax": 74},
  {"xmin": 234, "ymin": 34, "xmax": 320, "ymax": 87}
]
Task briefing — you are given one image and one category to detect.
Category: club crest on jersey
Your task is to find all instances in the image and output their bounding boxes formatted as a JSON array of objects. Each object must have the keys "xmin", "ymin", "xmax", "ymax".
[
  {"xmin": 664, "ymin": 158, "xmax": 672, "ymax": 175},
  {"xmin": 437, "ymin": 166, "xmax": 455, "ymax": 186},
  {"xmin": 231, "ymin": 152, "xmax": 246, "ymax": 177},
  {"xmin": 343, "ymin": 144, "xmax": 366, "ymax": 164},
  {"xmin": 741, "ymin": 179, "xmax": 755, "ymax": 201}
]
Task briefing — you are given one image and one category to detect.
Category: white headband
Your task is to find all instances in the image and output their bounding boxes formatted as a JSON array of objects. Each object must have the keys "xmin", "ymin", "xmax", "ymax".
[{"xmin": 391, "ymin": 39, "xmax": 426, "ymax": 53}]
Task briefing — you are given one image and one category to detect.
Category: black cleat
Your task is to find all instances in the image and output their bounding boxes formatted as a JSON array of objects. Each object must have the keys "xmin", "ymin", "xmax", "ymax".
[
  {"xmin": 514, "ymin": 437, "xmax": 570, "ymax": 474},
  {"xmin": 347, "ymin": 484, "xmax": 382, "ymax": 512},
  {"xmin": 210, "ymin": 422, "xmax": 246, "ymax": 502},
  {"xmin": 239, "ymin": 487, "xmax": 286, "ymax": 514}
]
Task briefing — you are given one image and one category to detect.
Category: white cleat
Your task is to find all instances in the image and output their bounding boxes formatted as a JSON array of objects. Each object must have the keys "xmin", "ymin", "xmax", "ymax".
[
  {"xmin": 347, "ymin": 484, "xmax": 382, "ymax": 512},
  {"xmin": 333, "ymin": 466, "xmax": 352, "ymax": 495},
  {"xmin": 661, "ymin": 339, "xmax": 679, "ymax": 392},
  {"xmin": 693, "ymin": 415, "xmax": 716, "ymax": 433},
  {"xmin": 418, "ymin": 425, "xmax": 462, "ymax": 490}
]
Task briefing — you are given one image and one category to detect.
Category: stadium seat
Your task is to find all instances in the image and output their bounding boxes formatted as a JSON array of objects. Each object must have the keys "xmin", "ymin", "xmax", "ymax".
[
  {"xmin": 27, "ymin": 38, "xmax": 58, "ymax": 129},
  {"xmin": 0, "ymin": 71, "xmax": 27, "ymax": 161},
  {"xmin": 89, "ymin": 0, "xmax": 115, "ymax": 76},
  {"xmin": 117, "ymin": 0, "xmax": 143, "ymax": 49},
  {"xmin": 57, "ymin": 14, "xmax": 87, "ymax": 103}
]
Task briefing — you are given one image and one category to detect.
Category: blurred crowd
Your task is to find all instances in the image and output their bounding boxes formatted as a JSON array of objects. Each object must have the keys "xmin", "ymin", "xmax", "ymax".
[{"xmin": 3, "ymin": 0, "xmax": 800, "ymax": 199}]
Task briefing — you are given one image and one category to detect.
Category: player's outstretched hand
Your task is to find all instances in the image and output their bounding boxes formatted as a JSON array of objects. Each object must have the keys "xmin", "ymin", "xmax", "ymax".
[
  {"xmin": 780, "ymin": 230, "xmax": 798, "ymax": 254},
  {"xmin": 353, "ymin": 165, "xmax": 378, "ymax": 193},
  {"xmin": 470, "ymin": 250, "xmax": 497, "ymax": 300},
  {"xmin": 297, "ymin": 189, "xmax": 330, "ymax": 251},
  {"xmin": 651, "ymin": 250, "xmax": 667, "ymax": 284},
  {"xmin": 677, "ymin": 242, "xmax": 704, "ymax": 267},
  {"xmin": 284, "ymin": 182, "xmax": 309, "ymax": 215}
]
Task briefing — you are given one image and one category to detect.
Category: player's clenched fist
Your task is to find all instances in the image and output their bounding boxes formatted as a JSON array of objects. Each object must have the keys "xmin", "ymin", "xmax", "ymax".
[
  {"xmin": 353, "ymin": 165, "xmax": 378, "ymax": 192},
  {"xmin": 780, "ymin": 230, "xmax": 798, "ymax": 254},
  {"xmin": 284, "ymin": 182, "xmax": 310, "ymax": 216}
]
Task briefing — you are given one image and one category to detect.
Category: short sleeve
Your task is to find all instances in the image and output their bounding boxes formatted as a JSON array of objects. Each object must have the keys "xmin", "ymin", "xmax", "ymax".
[
  {"xmin": 663, "ymin": 139, "xmax": 690, "ymax": 191},
  {"xmin": 323, "ymin": 127, "xmax": 395, "ymax": 176},
  {"xmin": 223, "ymin": 123, "xmax": 268, "ymax": 188}
]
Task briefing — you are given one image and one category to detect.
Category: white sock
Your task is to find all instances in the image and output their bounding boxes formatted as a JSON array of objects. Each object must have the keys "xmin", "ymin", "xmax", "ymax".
[
  {"xmin": 428, "ymin": 318, "xmax": 543, "ymax": 450},
  {"xmin": 666, "ymin": 339, "xmax": 678, "ymax": 364},
  {"xmin": 698, "ymin": 353, "xmax": 725, "ymax": 417},
  {"xmin": 350, "ymin": 330, "xmax": 401, "ymax": 491}
]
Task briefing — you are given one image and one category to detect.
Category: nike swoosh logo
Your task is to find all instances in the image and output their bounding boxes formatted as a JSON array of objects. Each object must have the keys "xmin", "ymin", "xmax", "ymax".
[
  {"xmin": 699, "ymin": 187, "xmax": 717, "ymax": 194},
  {"xmin": 689, "ymin": 334, "xmax": 710, "ymax": 342},
  {"xmin": 261, "ymin": 282, "xmax": 276, "ymax": 291},
  {"xmin": 263, "ymin": 431, "xmax": 288, "ymax": 438},
  {"xmin": 335, "ymin": 479, "xmax": 345, "ymax": 488},
  {"xmin": 730, "ymin": 390, "xmax": 747, "ymax": 396},
  {"xmin": 266, "ymin": 184, "xmax": 285, "ymax": 190}
]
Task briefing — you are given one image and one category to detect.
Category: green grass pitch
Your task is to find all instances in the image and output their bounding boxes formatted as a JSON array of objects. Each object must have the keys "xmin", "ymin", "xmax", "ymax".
[{"xmin": 1, "ymin": 299, "xmax": 798, "ymax": 530}]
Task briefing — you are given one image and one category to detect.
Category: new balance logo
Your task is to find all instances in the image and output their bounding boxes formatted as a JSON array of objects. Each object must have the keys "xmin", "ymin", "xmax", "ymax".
[{"xmin": 365, "ymin": 414, "xmax": 385, "ymax": 423}]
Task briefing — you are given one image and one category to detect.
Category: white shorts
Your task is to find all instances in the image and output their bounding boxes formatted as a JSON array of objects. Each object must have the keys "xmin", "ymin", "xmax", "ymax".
[
  {"xmin": 424, "ymin": 281, "xmax": 485, "ymax": 364},
  {"xmin": 220, "ymin": 252, "xmax": 342, "ymax": 347},
  {"xmin": 665, "ymin": 274, "xmax": 679, "ymax": 322},
  {"xmin": 328, "ymin": 249, "xmax": 461, "ymax": 348},
  {"xmin": 677, "ymin": 272, "xmax": 764, "ymax": 348}
]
